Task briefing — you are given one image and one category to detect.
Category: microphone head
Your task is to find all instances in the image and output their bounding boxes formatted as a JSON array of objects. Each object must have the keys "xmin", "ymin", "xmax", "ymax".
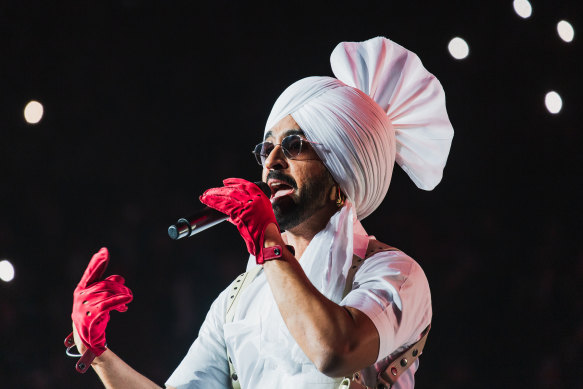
[
  {"xmin": 168, "ymin": 225, "xmax": 179, "ymax": 240},
  {"xmin": 254, "ymin": 181, "xmax": 271, "ymax": 198}
]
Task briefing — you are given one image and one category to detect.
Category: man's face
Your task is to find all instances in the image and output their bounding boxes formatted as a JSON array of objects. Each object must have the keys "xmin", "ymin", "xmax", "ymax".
[{"xmin": 260, "ymin": 115, "xmax": 335, "ymax": 231}]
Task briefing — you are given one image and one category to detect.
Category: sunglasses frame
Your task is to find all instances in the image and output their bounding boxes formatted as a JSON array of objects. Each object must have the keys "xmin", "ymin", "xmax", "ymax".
[{"xmin": 251, "ymin": 134, "xmax": 322, "ymax": 166}]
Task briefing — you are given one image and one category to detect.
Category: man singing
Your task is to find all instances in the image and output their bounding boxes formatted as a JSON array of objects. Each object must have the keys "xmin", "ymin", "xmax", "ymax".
[{"xmin": 66, "ymin": 36, "xmax": 454, "ymax": 389}]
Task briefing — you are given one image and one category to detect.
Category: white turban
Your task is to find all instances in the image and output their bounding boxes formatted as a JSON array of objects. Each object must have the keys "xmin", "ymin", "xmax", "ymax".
[{"xmin": 265, "ymin": 37, "xmax": 454, "ymax": 220}]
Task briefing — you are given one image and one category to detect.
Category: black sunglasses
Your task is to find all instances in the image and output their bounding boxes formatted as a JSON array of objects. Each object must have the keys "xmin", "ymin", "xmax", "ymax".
[{"xmin": 251, "ymin": 134, "xmax": 322, "ymax": 166}]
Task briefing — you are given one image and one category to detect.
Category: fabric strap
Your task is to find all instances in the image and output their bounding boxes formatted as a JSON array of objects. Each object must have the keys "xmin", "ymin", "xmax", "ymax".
[{"xmin": 225, "ymin": 265, "xmax": 263, "ymax": 389}]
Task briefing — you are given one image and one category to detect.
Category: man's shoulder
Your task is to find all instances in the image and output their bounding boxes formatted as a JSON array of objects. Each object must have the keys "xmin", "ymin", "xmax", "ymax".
[
  {"xmin": 361, "ymin": 238, "xmax": 424, "ymax": 278},
  {"xmin": 364, "ymin": 238, "xmax": 400, "ymax": 259}
]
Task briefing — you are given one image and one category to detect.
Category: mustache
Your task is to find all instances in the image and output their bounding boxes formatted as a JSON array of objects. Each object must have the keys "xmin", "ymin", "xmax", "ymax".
[{"xmin": 266, "ymin": 171, "xmax": 297, "ymax": 189}]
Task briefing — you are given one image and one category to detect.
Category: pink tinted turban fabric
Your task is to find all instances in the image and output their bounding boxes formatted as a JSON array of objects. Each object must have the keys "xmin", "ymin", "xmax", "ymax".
[{"xmin": 265, "ymin": 37, "xmax": 454, "ymax": 220}]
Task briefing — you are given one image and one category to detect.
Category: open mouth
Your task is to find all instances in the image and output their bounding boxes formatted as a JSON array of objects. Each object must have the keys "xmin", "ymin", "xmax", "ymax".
[{"xmin": 268, "ymin": 179, "xmax": 295, "ymax": 200}]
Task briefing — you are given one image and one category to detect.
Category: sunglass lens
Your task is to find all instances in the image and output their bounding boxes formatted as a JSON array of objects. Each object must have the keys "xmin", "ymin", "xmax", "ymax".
[
  {"xmin": 262, "ymin": 142, "xmax": 274, "ymax": 156},
  {"xmin": 253, "ymin": 142, "xmax": 274, "ymax": 165},
  {"xmin": 282, "ymin": 135, "xmax": 303, "ymax": 158}
]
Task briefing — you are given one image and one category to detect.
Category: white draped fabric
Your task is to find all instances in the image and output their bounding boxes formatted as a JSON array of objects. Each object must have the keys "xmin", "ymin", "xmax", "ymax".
[{"xmin": 265, "ymin": 36, "xmax": 454, "ymax": 220}]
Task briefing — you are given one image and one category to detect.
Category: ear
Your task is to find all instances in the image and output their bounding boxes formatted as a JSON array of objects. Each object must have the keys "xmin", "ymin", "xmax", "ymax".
[
  {"xmin": 329, "ymin": 184, "xmax": 338, "ymax": 202},
  {"xmin": 329, "ymin": 184, "xmax": 346, "ymax": 203}
]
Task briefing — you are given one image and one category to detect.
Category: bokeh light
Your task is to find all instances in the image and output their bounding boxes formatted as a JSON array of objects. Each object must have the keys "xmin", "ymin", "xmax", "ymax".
[
  {"xmin": 557, "ymin": 20, "xmax": 574, "ymax": 42},
  {"xmin": 545, "ymin": 91, "xmax": 562, "ymax": 114},
  {"xmin": 513, "ymin": 0, "xmax": 532, "ymax": 19},
  {"xmin": 24, "ymin": 100, "xmax": 44, "ymax": 124},
  {"xmin": 448, "ymin": 37, "xmax": 469, "ymax": 60},
  {"xmin": 0, "ymin": 259, "xmax": 15, "ymax": 282}
]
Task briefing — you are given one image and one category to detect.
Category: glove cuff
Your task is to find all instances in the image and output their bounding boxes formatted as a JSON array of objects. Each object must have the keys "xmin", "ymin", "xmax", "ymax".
[
  {"xmin": 64, "ymin": 332, "xmax": 99, "ymax": 374},
  {"xmin": 256, "ymin": 245, "xmax": 284, "ymax": 264}
]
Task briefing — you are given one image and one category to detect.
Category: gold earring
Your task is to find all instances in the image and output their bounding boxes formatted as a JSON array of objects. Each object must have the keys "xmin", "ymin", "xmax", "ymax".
[{"xmin": 336, "ymin": 186, "xmax": 345, "ymax": 208}]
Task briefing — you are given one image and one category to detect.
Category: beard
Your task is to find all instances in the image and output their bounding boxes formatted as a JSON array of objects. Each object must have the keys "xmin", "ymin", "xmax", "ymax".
[{"xmin": 271, "ymin": 168, "xmax": 334, "ymax": 231}]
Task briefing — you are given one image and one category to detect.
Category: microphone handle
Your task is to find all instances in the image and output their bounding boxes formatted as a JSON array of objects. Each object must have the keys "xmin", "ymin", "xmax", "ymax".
[{"xmin": 168, "ymin": 208, "xmax": 227, "ymax": 240}]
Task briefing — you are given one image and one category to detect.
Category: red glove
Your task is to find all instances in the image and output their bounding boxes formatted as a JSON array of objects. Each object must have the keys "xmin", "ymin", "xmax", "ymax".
[
  {"xmin": 200, "ymin": 178, "xmax": 279, "ymax": 263},
  {"xmin": 64, "ymin": 247, "xmax": 133, "ymax": 373}
]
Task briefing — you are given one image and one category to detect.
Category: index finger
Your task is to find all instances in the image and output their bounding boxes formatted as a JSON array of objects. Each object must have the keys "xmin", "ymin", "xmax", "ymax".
[{"xmin": 78, "ymin": 247, "xmax": 109, "ymax": 289}]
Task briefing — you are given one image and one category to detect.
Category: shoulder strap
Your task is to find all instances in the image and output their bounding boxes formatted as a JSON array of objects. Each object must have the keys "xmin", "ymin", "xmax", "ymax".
[
  {"xmin": 340, "ymin": 240, "xmax": 431, "ymax": 389},
  {"xmin": 225, "ymin": 265, "xmax": 263, "ymax": 389},
  {"xmin": 226, "ymin": 265, "xmax": 263, "ymax": 324},
  {"xmin": 343, "ymin": 239, "xmax": 399, "ymax": 299},
  {"xmin": 377, "ymin": 325, "xmax": 431, "ymax": 387},
  {"xmin": 341, "ymin": 325, "xmax": 431, "ymax": 389}
]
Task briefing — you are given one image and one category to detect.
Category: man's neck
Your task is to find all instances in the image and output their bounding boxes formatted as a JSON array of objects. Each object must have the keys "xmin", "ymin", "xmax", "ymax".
[{"xmin": 283, "ymin": 205, "xmax": 340, "ymax": 260}]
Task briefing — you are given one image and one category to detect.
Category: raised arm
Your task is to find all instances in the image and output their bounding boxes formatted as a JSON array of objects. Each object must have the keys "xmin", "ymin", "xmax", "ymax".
[
  {"xmin": 200, "ymin": 178, "xmax": 380, "ymax": 377},
  {"xmin": 261, "ymin": 224, "xmax": 380, "ymax": 377},
  {"xmin": 71, "ymin": 336, "xmax": 163, "ymax": 389},
  {"xmin": 66, "ymin": 247, "xmax": 164, "ymax": 389}
]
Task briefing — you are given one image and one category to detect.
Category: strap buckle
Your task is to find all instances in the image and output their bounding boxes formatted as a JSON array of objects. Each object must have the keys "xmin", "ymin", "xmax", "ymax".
[{"xmin": 256, "ymin": 245, "xmax": 285, "ymax": 264}]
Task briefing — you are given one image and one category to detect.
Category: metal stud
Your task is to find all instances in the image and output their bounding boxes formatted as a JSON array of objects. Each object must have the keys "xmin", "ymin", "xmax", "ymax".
[
  {"xmin": 231, "ymin": 373, "xmax": 238, "ymax": 381},
  {"xmin": 412, "ymin": 349, "xmax": 418, "ymax": 357},
  {"xmin": 400, "ymin": 358, "xmax": 408, "ymax": 367}
]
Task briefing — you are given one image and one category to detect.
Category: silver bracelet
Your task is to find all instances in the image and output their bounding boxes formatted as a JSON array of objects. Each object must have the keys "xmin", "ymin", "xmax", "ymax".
[{"xmin": 65, "ymin": 345, "xmax": 83, "ymax": 358}]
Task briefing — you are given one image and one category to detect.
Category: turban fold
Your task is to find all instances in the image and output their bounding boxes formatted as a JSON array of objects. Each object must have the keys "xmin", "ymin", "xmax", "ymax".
[{"xmin": 265, "ymin": 37, "xmax": 454, "ymax": 220}]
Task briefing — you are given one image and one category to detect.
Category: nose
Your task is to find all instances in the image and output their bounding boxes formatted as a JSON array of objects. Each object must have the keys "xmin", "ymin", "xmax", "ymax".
[{"xmin": 263, "ymin": 144, "xmax": 289, "ymax": 170}]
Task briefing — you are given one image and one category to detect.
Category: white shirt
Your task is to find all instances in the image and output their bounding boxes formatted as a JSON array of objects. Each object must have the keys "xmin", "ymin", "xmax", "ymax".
[{"xmin": 166, "ymin": 203, "xmax": 432, "ymax": 389}]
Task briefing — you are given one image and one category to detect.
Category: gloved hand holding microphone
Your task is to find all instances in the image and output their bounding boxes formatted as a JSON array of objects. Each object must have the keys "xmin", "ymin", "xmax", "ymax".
[{"xmin": 199, "ymin": 178, "xmax": 281, "ymax": 264}]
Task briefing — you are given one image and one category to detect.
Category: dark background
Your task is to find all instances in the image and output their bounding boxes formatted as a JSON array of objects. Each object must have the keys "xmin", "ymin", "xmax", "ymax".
[{"xmin": 1, "ymin": 1, "xmax": 581, "ymax": 388}]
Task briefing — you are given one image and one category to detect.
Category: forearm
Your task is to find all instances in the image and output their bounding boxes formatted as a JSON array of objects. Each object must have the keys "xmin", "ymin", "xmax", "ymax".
[
  {"xmin": 262, "ymin": 228, "xmax": 378, "ymax": 376},
  {"xmin": 91, "ymin": 349, "xmax": 163, "ymax": 389},
  {"xmin": 263, "ymin": 258, "xmax": 355, "ymax": 369}
]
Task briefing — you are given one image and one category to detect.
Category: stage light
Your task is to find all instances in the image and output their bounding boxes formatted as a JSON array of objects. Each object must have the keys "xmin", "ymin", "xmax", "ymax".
[
  {"xmin": 24, "ymin": 100, "xmax": 44, "ymax": 124},
  {"xmin": 557, "ymin": 20, "xmax": 574, "ymax": 42},
  {"xmin": 0, "ymin": 259, "xmax": 15, "ymax": 282},
  {"xmin": 545, "ymin": 91, "xmax": 562, "ymax": 114},
  {"xmin": 448, "ymin": 37, "xmax": 469, "ymax": 60},
  {"xmin": 513, "ymin": 0, "xmax": 532, "ymax": 19}
]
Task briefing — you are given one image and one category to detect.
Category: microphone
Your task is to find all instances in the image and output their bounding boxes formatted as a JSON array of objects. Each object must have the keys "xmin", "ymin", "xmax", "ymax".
[{"xmin": 168, "ymin": 181, "xmax": 271, "ymax": 240}]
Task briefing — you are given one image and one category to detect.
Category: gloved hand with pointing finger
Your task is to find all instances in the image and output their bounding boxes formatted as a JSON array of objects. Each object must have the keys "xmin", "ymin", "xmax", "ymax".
[{"xmin": 64, "ymin": 247, "xmax": 133, "ymax": 373}]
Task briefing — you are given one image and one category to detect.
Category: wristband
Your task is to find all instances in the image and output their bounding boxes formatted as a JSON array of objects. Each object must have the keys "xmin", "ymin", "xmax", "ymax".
[{"xmin": 64, "ymin": 332, "xmax": 97, "ymax": 373}]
